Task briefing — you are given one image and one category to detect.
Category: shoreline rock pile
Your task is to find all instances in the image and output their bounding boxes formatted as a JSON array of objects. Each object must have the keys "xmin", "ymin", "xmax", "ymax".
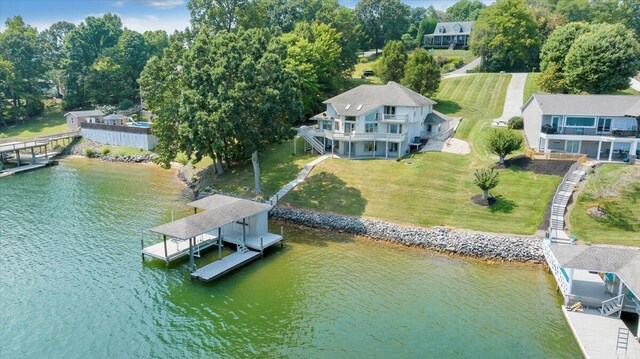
[{"xmin": 270, "ymin": 207, "xmax": 544, "ymax": 262}]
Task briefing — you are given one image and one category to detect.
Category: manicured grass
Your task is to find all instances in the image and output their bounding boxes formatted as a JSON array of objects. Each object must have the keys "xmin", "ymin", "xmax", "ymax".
[
  {"xmin": 282, "ymin": 152, "xmax": 559, "ymax": 234},
  {"xmin": 434, "ymin": 73, "xmax": 512, "ymax": 162},
  {"xmin": 426, "ymin": 49, "xmax": 476, "ymax": 63},
  {"xmin": 283, "ymin": 73, "xmax": 560, "ymax": 235},
  {"xmin": 1, "ymin": 108, "xmax": 68, "ymax": 139},
  {"xmin": 348, "ymin": 55, "xmax": 383, "ymax": 88},
  {"xmin": 204, "ymin": 137, "xmax": 316, "ymax": 198},
  {"xmin": 523, "ymin": 72, "xmax": 542, "ymax": 103},
  {"xmin": 569, "ymin": 165, "xmax": 640, "ymax": 247}
]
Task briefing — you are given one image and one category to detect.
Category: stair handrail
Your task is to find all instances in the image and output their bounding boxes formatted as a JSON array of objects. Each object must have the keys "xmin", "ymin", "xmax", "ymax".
[
  {"xmin": 600, "ymin": 294, "xmax": 625, "ymax": 316},
  {"xmin": 548, "ymin": 161, "xmax": 582, "ymax": 237}
]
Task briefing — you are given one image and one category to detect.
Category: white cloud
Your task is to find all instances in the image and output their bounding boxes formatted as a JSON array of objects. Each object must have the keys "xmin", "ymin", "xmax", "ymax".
[
  {"xmin": 136, "ymin": 0, "xmax": 184, "ymax": 9},
  {"xmin": 120, "ymin": 13, "xmax": 189, "ymax": 33},
  {"xmin": 112, "ymin": 1, "xmax": 126, "ymax": 8}
]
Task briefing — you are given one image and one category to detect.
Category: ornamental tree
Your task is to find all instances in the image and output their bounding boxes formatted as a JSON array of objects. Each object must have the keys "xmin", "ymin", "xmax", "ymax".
[
  {"xmin": 377, "ymin": 40, "xmax": 408, "ymax": 83},
  {"xmin": 487, "ymin": 129, "xmax": 523, "ymax": 165},
  {"xmin": 401, "ymin": 49, "xmax": 440, "ymax": 97},
  {"xmin": 473, "ymin": 167, "xmax": 499, "ymax": 200}
]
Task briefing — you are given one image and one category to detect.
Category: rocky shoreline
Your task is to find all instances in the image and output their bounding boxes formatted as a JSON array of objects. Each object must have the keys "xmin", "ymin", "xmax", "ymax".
[
  {"xmin": 65, "ymin": 138, "xmax": 157, "ymax": 163},
  {"xmin": 270, "ymin": 207, "xmax": 544, "ymax": 263}
]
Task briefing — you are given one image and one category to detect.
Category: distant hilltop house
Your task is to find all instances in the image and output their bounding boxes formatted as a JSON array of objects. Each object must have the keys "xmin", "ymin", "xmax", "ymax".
[
  {"xmin": 521, "ymin": 94, "xmax": 640, "ymax": 162},
  {"xmin": 65, "ymin": 109, "xmax": 158, "ymax": 150},
  {"xmin": 298, "ymin": 81, "xmax": 461, "ymax": 159},
  {"xmin": 424, "ymin": 21, "xmax": 474, "ymax": 49}
]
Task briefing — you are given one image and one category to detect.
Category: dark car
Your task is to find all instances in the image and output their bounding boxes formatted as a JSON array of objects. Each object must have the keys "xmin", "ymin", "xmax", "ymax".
[{"xmin": 363, "ymin": 70, "xmax": 375, "ymax": 77}]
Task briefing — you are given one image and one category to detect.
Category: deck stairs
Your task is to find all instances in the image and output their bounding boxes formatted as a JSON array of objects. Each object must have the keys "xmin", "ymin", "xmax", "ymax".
[
  {"xmin": 298, "ymin": 126, "xmax": 325, "ymax": 155},
  {"xmin": 548, "ymin": 162, "xmax": 588, "ymax": 243},
  {"xmin": 601, "ymin": 295, "xmax": 625, "ymax": 318}
]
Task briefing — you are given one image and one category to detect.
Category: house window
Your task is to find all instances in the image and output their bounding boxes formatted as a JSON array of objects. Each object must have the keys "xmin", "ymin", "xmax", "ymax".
[
  {"xmin": 566, "ymin": 140, "xmax": 581, "ymax": 153},
  {"xmin": 427, "ymin": 124, "xmax": 433, "ymax": 132},
  {"xmin": 365, "ymin": 123, "xmax": 378, "ymax": 133},
  {"xmin": 364, "ymin": 142, "xmax": 376, "ymax": 152},
  {"xmin": 597, "ymin": 118, "xmax": 612, "ymax": 132},
  {"xmin": 364, "ymin": 112, "xmax": 377, "ymax": 122},
  {"xmin": 551, "ymin": 116, "xmax": 560, "ymax": 129},
  {"xmin": 565, "ymin": 117, "xmax": 595, "ymax": 127},
  {"xmin": 70, "ymin": 117, "xmax": 74, "ymax": 124},
  {"xmin": 345, "ymin": 116, "xmax": 356, "ymax": 122},
  {"xmin": 321, "ymin": 121, "xmax": 333, "ymax": 131},
  {"xmin": 388, "ymin": 124, "xmax": 403, "ymax": 134},
  {"xmin": 388, "ymin": 143, "xmax": 398, "ymax": 152},
  {"xmin": 384, "ymin": 106, "xmax": 396, "ymax": 115},
  {"xmin": 334, "ymin": 121, "xmax": 340, "ymax": 131}
]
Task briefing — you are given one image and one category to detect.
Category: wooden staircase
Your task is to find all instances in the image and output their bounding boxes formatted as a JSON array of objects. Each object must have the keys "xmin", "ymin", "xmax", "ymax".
[
  {"xmin": 601, "ymin": 294, "xmax": 625, "ymax": 318},
  {"xmin": 548, "ymin": 162, "xmax": 587, "ymax": 243},
  {"xmin": 298, "ymin": 126, "xmax": 325, "ymax": 155}
]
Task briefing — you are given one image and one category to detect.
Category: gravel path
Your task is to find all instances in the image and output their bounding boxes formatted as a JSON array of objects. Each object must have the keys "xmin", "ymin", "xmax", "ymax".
[{"xmin": 271, "ymin": 207, "xmax": 544, "ymax": 262}]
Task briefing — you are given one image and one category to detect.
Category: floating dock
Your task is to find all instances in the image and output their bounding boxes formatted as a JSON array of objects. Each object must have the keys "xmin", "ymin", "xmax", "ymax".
[{"xmin": 143, "ymin": 194, "xmax": 282, "ymax": 281}]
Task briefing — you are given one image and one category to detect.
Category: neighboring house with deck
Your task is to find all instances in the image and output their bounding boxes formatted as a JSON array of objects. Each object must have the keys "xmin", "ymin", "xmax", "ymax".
[
  {"xmin": 521, "ymin": 94, "xmax": 640, "ymax": 161},
  {"xmin": 65, "ymin": 110, "xmax": 105, "ymax": 131},
  {"xmin": 299, "ymin": 81, "xmax": 460, "ymax": 159},
  {"xmin": 424, "ymin": 21, "xmax": 474, "ymax": 49}
]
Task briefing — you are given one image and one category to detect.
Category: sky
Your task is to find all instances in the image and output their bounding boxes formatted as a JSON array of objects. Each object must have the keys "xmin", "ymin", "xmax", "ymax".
[{"xmin": 0, "ymin": 0, "xmax": 485, "ymax": 33}]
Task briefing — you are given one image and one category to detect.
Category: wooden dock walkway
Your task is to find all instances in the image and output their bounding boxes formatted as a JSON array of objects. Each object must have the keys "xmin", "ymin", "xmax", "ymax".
[
  {"xmin": 563, "ymin": 309, "xmax": 640, "ymax": 359},
  {"xmin": 191, "ymin": 250, "xmax": 261, "ymax": 282},
  {"xmin": 0, "ymin": 131, "xmax": 78, "ymax": 177}
]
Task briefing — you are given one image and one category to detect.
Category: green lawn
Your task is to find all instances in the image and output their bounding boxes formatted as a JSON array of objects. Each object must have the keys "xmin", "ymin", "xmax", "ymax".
[
  {"xmin": 523, "ymin": 72, "xmax": 542, "ymax": 103},
  {"xmin": 282, "ymin": 74, "xmax": 561, "ymax": 235},
  {"xmin": 426, "ymin": 49, "xmax": 476, "ymax": 63},
  {"xmin": 570, "ymin": 165, "xmax": 640, "ymax": 247},
  {"xmin": 202, "ymin": 137, "xmax": 316, "ymax": 198},
  {"xmin": 1, "ymin": 108, "xmax": 68, "ymax": 138}
]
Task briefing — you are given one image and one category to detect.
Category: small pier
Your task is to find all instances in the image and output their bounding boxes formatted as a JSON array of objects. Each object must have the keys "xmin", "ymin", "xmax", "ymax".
[
  {"xmin": 0, "ymin": 131, "xmax": 79, "ymax": 177},
  {"xmin": 143, "ymin": 194, "xmax": 282, "ymax": 282}
]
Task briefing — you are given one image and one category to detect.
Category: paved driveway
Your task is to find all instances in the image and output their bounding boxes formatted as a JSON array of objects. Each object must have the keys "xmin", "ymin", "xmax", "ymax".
[
  {"xmin": 443, "ymin": 57, "xmax": 481, "ymax": 78},
  {"xmin": 493, "ymin": 73, "xmax": 528, "ymax": 124}
]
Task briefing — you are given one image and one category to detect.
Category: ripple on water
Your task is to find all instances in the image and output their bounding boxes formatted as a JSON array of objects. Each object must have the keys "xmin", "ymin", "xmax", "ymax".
[{"xmin": 0, "ymin": 158, "xmax": 580, "ymax": 358}]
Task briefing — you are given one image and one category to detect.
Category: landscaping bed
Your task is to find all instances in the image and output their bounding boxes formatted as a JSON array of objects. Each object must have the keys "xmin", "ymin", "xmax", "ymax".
[{"xmin": 505, "ymin": 156, "xmax": 575, "ymax": 176}]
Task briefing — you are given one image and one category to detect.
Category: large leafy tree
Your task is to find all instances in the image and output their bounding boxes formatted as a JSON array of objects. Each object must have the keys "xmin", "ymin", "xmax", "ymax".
[
  {"xmin": 415, "ymin": 16, "xmax": 438, "ymax": 47},
  {"xmin": 142, "ymin": 30, "xmax": 169, "ymax": 58},
  {"xmin": 539, "ymin": 22, "xmax": 589, "ymax": 72},
  {"xmin": 470, "ymin": 0, "xmax": 539, "ymax": 71},
  {"xmin": 63, "ymin": 14, "xmax": 123, "ymax": 109},
  {"xmin": 377, "ymin": 40, "xmax": 407, "ymax": 83},
  {"xmin": 0, "ymin": 58, "xmax": 15, "ymax": 122},
  {"xmin": 444, "ymin": 0, "xmax": 486, "ymax": 21},
  {"xmin": 355, "ymin": 0, "xmax": 411, "ymax": 52},
  {"xmin": 564, "ymin": 23, "xmax": 640, "ymax": 94},
  {"xmin": 0, "ymin": 16, "xmax": 46, "ymax": 120},
  {"xmin": 555, "ymin": 0, "xmax": 593, "ymax": 22},
  {"xmin": 188, "ymin": 0, "xmax": 254, "ymax": 32},
  {"xmin": 38, "ymin": 21, "xmax": 76, "ymax": 97},
  {"xmin": 282, "ymin": 22, "xmax": 343, "ymax": 116},
  {"xmin": 401, "ymin": 49, "xmax": 440, "ymax": 97}
]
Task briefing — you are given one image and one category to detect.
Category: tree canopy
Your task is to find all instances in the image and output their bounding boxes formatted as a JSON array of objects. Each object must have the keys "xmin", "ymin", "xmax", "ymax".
[
  {"xmin": 401, "ymin": 49, "xmax": 440, "ymax": 97},
  {"xmin": 377, "ymin": 40, "xmax": 408, "ymax": 83},
  {"xmin": 470, "ymin": 0, "xmax": 540, "ymax": 72},
  {"xmin": 487, "ymin": 129, "xmax": 523, "ymax": 165},
  {"xmin": 444, "ymin": 0, "xmax": 486, "ymax": 21},
  {"xmin": 355, "ymin": 0, "xmax": 411, "ymax": 51}
]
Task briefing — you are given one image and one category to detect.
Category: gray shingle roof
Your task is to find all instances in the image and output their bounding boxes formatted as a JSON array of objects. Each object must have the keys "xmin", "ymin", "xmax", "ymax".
[
  {"xmin": 64, "ymin": 110, "xmax": 105, "ymax": 117},
  {"xmin": 324, "ymin": 82, "xmax": 437, "ymax": 116},
  {"xmin": 625, "ymin": 99, "xmax": 640, "ymax": 117},
  {"xmin": 425, "ymin": 110, "xmax": 459, "ymax": 124},
  {"xmin": 526, "ymin": 94, "xmax": 640, "ymax": 117},
  {"xmin": 103, "ymin": 114, "xmax": 129, "ymax": 120},
  {"xmin": 550, "ymin": 244, "xmax": 640, "ymax": 297},
  {"xmin": 150, "ymin": 195, "xmax": 272, "ymax": 240},
  {"xmin": 427, "ymin": 21, "xmax": 474, "ymax": 36}
]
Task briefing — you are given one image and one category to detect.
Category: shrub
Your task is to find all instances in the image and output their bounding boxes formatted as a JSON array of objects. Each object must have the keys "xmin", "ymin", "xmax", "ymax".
[
  {"xmin": 359, "ymin": 56, "xmax": 369, "ymax": 63},
  {"xmin": 175, "ymin": 152, "xmax": 189, "ymax": 165},
  {"xmin": 487, "ymin": 129, "xmax": 523, "ymax": 165},
  {"xmin": 436, "ymin": 55, "xmax": 448, "ymax": 66},
  {"xmin": 449, "ymin": 57, "xmax": 464, "ymax": 69},
  {"xmin": 507, "ymin": 116, "xmax": 524, "ymax": 130},
  {"xmin": 100, "ymin": 147, "xmax": 111, "ymax": 155},
  {"xmin": 117, "ymin": 99, "xmax": 134, "ymax": 111},
  {"xmin": 442, "ymin": 63, "xmax": 456, "ymax": 72},
  {"xmin": 0, "ymin": 133, "xmax": 7, "ymax": 139},
  {"xmin": 84, "ymin": 148, "xmax": 94, "ymax": 157},
  {"xmin": 474, "ymin": 166, "xmax": 500, "ymax": 200}
]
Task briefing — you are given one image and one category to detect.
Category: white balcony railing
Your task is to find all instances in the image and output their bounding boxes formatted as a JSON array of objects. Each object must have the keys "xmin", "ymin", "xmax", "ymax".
[
  {"xmin": 381, "ymin": 114, "xmax": 409, "ymax": 122},
  {"xmin": 322, "ymin": 129, "xmax": 406, "ymax": 142}
]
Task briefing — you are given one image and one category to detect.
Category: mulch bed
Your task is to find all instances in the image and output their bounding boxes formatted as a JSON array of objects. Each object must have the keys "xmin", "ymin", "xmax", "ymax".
[
  {"xmin": 504, "ymin": 155, "xmax": 575, "ymax": 176},
  {"xmin": 470, "ymin": 194, "xmax": 496, "ymax": 207}
]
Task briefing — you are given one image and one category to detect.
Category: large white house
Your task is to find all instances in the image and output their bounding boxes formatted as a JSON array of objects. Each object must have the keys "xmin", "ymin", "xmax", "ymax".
[
  {"xmin": 299, "ymin": 81, "xmax": 460, "ymax": 159},
  {"xmin": 522, "ymin": 94, "xmax": 640, "ymax": 161}
]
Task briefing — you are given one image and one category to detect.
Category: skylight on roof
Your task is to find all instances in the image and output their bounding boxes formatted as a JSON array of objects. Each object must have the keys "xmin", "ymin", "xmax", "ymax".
[
  {"xmin": 356, "ymin": 104, "xmax": 363, "ymax": 111},
  {"xmin": 345, "ymin": 104, "xmax": 351, "ymax": 110}
]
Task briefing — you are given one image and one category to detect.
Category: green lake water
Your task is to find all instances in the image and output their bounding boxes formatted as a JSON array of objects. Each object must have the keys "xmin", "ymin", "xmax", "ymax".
[{"xmin": 0, "ymin": 158, "xmax": 581, "ymax": 358}]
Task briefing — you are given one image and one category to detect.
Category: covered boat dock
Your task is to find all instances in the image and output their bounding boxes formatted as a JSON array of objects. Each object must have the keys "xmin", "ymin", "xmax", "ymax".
[{"xmin": 144, "ymin": 194, "xmax": 282, "ymax": 282}]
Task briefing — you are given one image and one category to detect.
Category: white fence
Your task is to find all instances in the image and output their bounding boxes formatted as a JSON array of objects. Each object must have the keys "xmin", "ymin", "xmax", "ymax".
[{"xmin": 81, "ymin": 128, "xmax": 158, "ymax": 150}]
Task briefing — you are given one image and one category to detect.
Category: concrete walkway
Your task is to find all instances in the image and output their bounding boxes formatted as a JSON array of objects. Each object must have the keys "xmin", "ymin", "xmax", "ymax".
[
  {"xmin": 443, "ymin": 57, "xmax": 481, "ymax": 78},
  {"xmin": 269, "ymin": 155, "xmax": 330, "ymax": 205},
  {"xmin": 492, "ymin": 73, "xmax": 528, "ymax": 125},
  {"xmin": 630, "ymin": 77, "xmax": 640, "ymax": 92}
]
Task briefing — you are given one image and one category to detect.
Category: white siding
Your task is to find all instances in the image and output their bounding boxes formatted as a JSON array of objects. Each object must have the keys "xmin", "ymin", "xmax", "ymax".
[
  {"xmin": 81, "ymin": 128, "xmax": 158, "ymax": 150},
  {"xmin": 522, "ymin": 99, "xmax": 543, "ymax": 150}
]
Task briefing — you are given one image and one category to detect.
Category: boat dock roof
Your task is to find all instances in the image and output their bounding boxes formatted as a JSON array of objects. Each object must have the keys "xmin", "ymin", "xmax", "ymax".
[{"xmin": 149, "ymin": 198, "xmax": 271, "ymax": 240}]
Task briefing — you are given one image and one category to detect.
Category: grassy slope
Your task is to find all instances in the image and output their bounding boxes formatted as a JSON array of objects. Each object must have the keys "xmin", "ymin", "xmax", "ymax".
[
  {"xmin": 204, "ymin": 137, "xmax": 315, "ymax": 198},
  {"xmin": 1, "ymin": 108, "xmax": 68, "ymax": 138},
  {"xmin": 283, "ymin": 74, "xmax": 561, "ymax": 234},
  {"xmin": 523, "ymin": 72, "xmax": 541, "ymax": 103},
  {"xmin": 427, "ymin": 49, "xmax": 476, "ymax": 63},
  {"xmin": 570, "ymin": 165, "xmax": 640, "ymax": 247}
]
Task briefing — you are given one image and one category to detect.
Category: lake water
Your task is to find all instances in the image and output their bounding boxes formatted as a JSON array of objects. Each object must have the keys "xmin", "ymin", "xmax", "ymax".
[{"xmin": 0, "ymin": 158, "xmax": 581, "ymax": 358}]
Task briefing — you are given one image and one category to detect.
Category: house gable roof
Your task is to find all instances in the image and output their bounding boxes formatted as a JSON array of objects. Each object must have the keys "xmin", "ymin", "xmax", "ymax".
[
  {"xmin": 522, "ymin": 94, "xmax": 640, "ymax": 117},
  {"xmin": 427, "ymin": 21, "xmax": 474, "ymax": 36},
  {"xmin": 64, "ymin": 110, "xmax": 105, "ymax": 117},
  {"xmin": 323, "ymin": 82, "xmax": 436, "ymax": 116},
  {"xmin": 549, "ymin": 244, "xmax": 640, "ymax": 297},
  {"xmin": 103, "ymin": 114, "xmax": 130, "ymax": 120},
  {"xmin": 425, "ymin": 110, "xmax": 459, "ymax": 124}
]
